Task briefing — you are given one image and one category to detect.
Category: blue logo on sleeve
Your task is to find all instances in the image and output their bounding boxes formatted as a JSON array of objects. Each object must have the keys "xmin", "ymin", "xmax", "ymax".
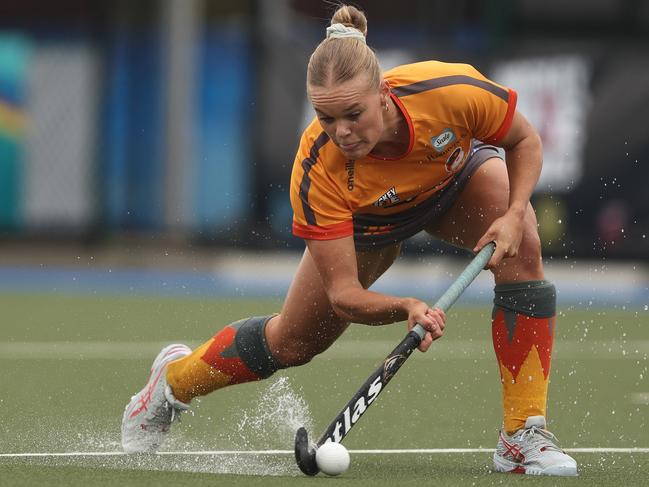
[{"xmin": 431, "ymin": 129, "xmax": 456, "ymax": 152}]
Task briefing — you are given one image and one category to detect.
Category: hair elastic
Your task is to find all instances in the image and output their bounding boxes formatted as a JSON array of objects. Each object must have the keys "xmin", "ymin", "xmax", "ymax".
[{"xmin": 326, "ymin": 23, "xmax": 366, "ymax": 43}]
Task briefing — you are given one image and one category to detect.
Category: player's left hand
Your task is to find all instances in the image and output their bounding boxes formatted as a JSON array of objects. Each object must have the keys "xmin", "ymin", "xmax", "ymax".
[{"xmin": 473, "ymin": 209, "xmax": 525, "ymax": 268}]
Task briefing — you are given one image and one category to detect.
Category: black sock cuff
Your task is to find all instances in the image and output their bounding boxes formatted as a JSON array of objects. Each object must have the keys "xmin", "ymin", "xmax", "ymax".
[
  {"xmin": 493, "ymin": 280, "xmax": 556, "ymax": 318},
  {"xmin": 233, "ymin": 315, "xmax": 281, "ymax": 379}
]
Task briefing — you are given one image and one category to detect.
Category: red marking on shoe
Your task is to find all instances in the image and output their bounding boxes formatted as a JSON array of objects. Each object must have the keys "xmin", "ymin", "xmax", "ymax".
[
  {"xmin": 161, "ymin": 346, "xmax": 189, "ymax": 361},
  {"xmin": 511, "ymin": 466, "xmax": 526, "ymax": 474},
  {"xmin": 128, "ymin": 366, "xmax": 164, "ymax": 418},
  {"xmin": 126, "ymin": 348, "xmax": 189, "ymax": 418},
  {"xmin": 499, "ymin": 432, "xmax": 525, "ymax": 463}
]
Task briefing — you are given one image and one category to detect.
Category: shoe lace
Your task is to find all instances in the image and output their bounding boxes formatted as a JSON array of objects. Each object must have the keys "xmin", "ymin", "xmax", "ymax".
[
  {"xmin": 146, "ymin": 399, "xmax": 185, "ymax": 425},
  {"xmin": 169, "ymin": 403, "xmax": 184, "ymax": 424},
  {"xmin": 517, "ymin": 426, "xmax": 562, "ymax": 452}
]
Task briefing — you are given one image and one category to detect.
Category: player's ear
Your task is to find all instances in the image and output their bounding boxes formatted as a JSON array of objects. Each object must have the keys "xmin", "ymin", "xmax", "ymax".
[{"xmin": 379, "ymin": 79, "xmax": 390, "ymax": 103}]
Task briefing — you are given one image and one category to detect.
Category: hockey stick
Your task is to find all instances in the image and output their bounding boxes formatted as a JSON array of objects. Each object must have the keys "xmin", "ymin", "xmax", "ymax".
[{"xmin": 294, "ymin": 242, "xmax": 496, "ymax": 475}]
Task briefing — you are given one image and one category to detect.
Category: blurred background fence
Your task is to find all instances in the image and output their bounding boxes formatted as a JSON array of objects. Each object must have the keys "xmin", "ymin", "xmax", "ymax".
[{"xmin": 0, "ymin": 0, "xmax": 647, "ymax": 259}]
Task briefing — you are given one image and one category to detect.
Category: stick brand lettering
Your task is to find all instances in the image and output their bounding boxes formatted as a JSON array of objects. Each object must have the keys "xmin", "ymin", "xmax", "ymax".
[{"xmin": 328, "ymin": 376, "xmax": 383, "ymax": 443}]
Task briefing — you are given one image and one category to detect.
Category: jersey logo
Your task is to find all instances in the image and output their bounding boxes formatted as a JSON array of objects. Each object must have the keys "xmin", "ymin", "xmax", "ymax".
[
  {"xmin": 345, "ymin": 160, "xmax": 355, "ymax": 190},
  {"xmin": 374, "ymin": 187, "xmax": 401, "ymax": 207},
  {"xmin": 445, "ymin": 147, "xmax": 466, "ymax": 172},
  {"xmin": 431, "ymin": 129, "xmax": 456, "ymax": 152}
]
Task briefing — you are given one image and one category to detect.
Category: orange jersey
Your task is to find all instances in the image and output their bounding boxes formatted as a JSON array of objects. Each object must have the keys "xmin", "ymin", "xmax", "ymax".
[{"xmin": 290, "ymin": 60, "xmax": 517, "ymax": 241}]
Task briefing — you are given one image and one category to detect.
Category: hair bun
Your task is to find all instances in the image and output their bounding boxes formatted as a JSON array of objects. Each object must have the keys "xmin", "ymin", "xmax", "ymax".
[{"xmin": 331, "ymin": 5, "xmax": 368, "ymax": 36}]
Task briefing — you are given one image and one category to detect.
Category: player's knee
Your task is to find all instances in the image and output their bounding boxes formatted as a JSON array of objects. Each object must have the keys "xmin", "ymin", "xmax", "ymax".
[
  {"xmin": 518, "ymin": 224, "xmax": 543, "ymax": 270},
  {"xmin": 266, "ymin": 311, "xmax": 348, "ymax": 367},
  {"xmin": 265, "ymin": 320, "xmax": 324, "ymax": 367},
  {"xmin": 270, "ymin": 341, "xmax": 321, "ymax": 367},
  {"xmin": 492, "ymin": 222, "xmax": 543, "ymax": 281}
]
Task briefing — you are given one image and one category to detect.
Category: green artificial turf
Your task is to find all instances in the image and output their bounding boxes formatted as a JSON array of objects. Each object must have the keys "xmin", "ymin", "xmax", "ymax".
[{"xmin": 1, "ymin": 293, "xmax": 647, "ymax": 485}]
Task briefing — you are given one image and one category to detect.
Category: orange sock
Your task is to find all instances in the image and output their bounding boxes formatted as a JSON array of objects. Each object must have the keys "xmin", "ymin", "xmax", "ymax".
[
  {"xmin": 492, "ymin": 281, "xmax": 556, "ymax": 434},
  {"xmin": 166, "ymin": 316, "xmax": 279, "ymax": 404}
]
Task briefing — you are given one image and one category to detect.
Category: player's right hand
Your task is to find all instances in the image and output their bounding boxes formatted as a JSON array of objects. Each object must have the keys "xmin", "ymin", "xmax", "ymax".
[{"xmin": 407, "ymin": 301, "xmax": 446, "ymax": 352}]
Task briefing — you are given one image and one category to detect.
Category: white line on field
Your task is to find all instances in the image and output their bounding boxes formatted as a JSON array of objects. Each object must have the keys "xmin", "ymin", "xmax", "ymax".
[{"xmin": 1, "ymin": 448, "xmax": 649, "ymax": 458}]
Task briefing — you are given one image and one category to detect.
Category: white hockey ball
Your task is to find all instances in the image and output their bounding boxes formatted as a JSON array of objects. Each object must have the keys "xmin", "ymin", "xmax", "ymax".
[{"xmin": 315, "ymin": 441, "xmax": 350, "ymax": 476}]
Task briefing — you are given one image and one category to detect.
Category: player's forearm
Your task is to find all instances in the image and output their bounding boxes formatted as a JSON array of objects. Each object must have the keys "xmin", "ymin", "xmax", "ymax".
[
  {"xmin": 328, "ymin": 287, "xmax": 416, "ymax": 325},
  {"xmin": 504, "ymin": 132, "xmax": 543, "ymax": 215}
]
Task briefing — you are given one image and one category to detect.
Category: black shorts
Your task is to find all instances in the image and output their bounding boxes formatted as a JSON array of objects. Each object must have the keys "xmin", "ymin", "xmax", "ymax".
[{"xmin": 353, "ymin": 142, "xmax": 502, "ymax": 250}]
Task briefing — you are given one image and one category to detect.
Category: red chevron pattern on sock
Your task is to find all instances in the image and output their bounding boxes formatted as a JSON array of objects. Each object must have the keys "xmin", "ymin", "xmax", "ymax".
[
  {"xmin": 201, "ymin": 326, "xmax": 260, "ymax": 384},
  {"xmin": 492, "ymin": 310, "xmax": 554, "ymax": 382}
]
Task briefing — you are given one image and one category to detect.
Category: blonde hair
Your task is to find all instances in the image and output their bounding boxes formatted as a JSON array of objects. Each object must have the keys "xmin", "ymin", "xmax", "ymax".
[{"xmin": 307, "ymin": 5, "xmax": 381, "ymax": 93}]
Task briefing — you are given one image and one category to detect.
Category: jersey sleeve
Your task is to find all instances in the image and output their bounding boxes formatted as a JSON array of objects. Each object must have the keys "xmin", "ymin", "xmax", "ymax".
[
  {"xmin": 290, "ymin": 130, "xmax": 353, "ymax": 241},
  {"xmin": 385, "ymin": 61, "xmax": 517, "ymax": 145},
  {"xmin": 459, "ymin": 64, "xmax": 517, "ymax": 144}
]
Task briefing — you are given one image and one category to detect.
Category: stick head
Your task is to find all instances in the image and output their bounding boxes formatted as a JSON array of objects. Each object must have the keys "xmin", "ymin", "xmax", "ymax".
[{"xmin": 294, "ymin": 426, "xmax": 319, "ymax": 476}]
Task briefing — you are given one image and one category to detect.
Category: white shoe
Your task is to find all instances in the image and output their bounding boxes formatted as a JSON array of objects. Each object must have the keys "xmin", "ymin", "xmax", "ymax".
[
  {"xmin": 121, "ymin": 344, "xmax": 191, "ymax": 453},
  {"xmin": 493, "ymin": 416, "xmax": 578, "ymax": 476}
]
